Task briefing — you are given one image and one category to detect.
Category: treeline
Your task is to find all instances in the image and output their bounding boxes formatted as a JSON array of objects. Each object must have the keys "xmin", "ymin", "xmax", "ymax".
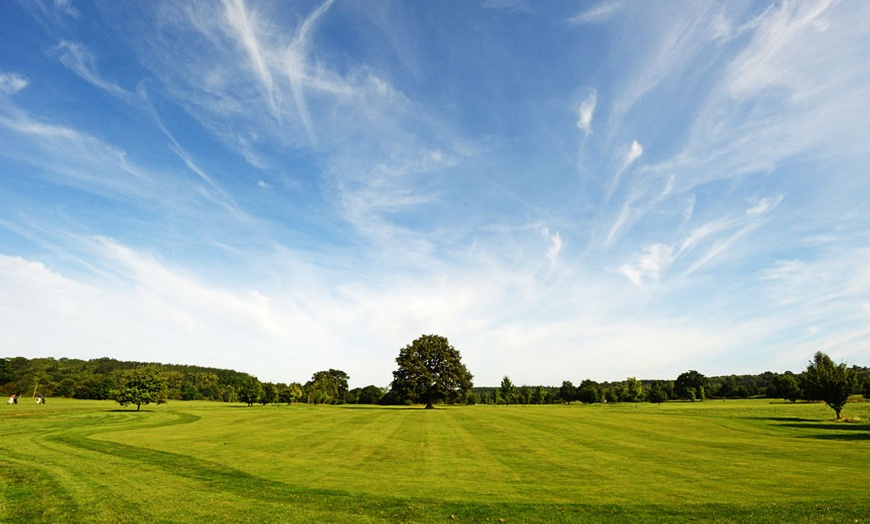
[
  {"xmin": 0, "ymin": 357, "xmax": 256, "ymax": 402},
  {"xmin": 3, "ymin": 355, "xmax": 869, "ymax": 407},
  {"xmin": 0, "ymin": 357, "xmax": 390, "ymax": 406},
  {"xmin": 475, "ymin": 366, "xmax": 870, "ymax": 406}
]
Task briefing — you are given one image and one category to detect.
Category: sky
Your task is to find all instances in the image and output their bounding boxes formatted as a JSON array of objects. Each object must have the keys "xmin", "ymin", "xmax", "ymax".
[{"xmin": 1, "ymin": 0, "xmax": 869, "ymax": 388}]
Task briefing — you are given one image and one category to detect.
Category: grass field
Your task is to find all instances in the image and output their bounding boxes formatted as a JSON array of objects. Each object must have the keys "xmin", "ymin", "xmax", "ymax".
[{"xmin": 1, "ymin": 398, "xmax": 868, "ymax": 523}]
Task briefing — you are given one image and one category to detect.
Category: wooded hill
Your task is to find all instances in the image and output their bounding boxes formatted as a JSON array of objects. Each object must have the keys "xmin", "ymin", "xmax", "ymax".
[{"xmin": 2, "ymin": 355, "xmax": 868, "ymax": 405}]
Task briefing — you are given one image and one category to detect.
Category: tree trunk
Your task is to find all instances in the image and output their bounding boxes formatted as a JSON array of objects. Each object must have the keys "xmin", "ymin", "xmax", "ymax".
[
  {"xmin": 425, "ymin": 399, "xmax": 434, "ymax": 409},
  {"xmin": 136, "ymin": 402, "xmax": 141, "ymax": 411}
]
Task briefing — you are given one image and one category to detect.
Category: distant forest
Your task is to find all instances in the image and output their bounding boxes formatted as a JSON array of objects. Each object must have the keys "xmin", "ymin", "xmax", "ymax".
[{"xmin": 2, "ymin": 355, "xmax": 869, "ymax": 406}]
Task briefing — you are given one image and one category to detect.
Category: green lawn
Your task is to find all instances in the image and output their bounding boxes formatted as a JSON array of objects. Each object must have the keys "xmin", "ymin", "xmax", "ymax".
[{"xmin": 1, "ymin": 398, "xmax": 868, "ymax": 522}]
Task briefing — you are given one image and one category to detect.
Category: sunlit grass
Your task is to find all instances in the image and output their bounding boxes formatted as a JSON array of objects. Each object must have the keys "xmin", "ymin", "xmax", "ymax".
[{"xmin": 1, "ymin": 398, "xmax": 868, "ymax": 522}]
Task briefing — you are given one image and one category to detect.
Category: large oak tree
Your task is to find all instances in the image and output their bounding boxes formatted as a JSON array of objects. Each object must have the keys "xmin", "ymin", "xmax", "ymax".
[{"xmin": 390, "ymin": 334, "xmax": 473, "ymax": 409}]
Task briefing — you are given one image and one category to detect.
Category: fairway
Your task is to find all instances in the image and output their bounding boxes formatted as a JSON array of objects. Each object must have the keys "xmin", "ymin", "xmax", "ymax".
[{"xmin": 1, "ymin": 399, "xmax": 868, "ymax": 522}]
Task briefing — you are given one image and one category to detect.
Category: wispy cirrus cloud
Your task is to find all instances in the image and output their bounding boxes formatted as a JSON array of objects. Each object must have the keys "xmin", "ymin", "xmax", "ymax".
[
  {"xmin": 541, "ymin": 227, "xmax": 563, "ymax": 270},
  {"xmin": 0, "ymin": 72, "xmax": 28, "ymax": 94},
  {"xmin": 619, "ymin": 243, "xmax": 673, "ymax": 288},
  {"xmin": 576, "ymin": 89, "xmax": 597, "ymax": 134},
  {"xmin": 52, "ymin": 41, "xmax": 131, "ymax": 99},
  {"xmin": 566, "ymin": 2, "xmax": 623, "ymax": 25},
  {"xmin": 604, "ymin": 139, "xmax": 644, "ymax": 205},
  {"xmin": 135, "ymin": 0, "xmax": 456, "ymax": 248},
  {"xmin": 746, "ymin": 194, "xmax": 783, "ymax": 217},
  {"xmin": 654, "ymin": 1, "xmax": 870, "ymax": 196},
  {"xmin": 618, "ymin": 190, "xmax": 785, "ymax": 289},
  {"xmin": 0, "ymin": 104, "xmax": 151, "ymax": 198}
]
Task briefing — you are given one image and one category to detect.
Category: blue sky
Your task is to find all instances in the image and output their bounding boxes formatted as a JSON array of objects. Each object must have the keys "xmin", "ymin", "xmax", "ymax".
[{"xmin": 1, "ymin": 0, "xmax": 868, "ymax": 387}]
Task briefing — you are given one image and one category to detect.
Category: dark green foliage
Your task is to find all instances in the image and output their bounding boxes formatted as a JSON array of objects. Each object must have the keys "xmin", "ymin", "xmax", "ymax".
[
  {"xmin": 74, "ymin": 375, "xmax": 117, "ymax": 400},
  {"xmin": 517, "ymin": 385, "xmax": 531, "ymax": 406},
  {"xmin": 499, "ymin": 376, "xmax": 515, "ymax": 405},
  {"xmin": 351, "ymin": 385, "xmax": 385, "ymax": 404},
  {"xmin": 577, "ymin": 379, "xmax": 601, "ymax": 403},
  {"xmin": 237, "ymin": 375, "xmax": 262, "ymax": 407},
  {"xmin": 603, "ymin": 387, "xmax": 620, "ymax": 403},
  {"xmin": 646, "ymin": 381, "xmax": 668, "ymax": 403},
  {"xmin": 304, "ymin": 369, "xmax": 349, "ymax": 404},
  {"xmin": 558, "ymin": 380, "xmax": 577, "ymax": 403},
  {"xmin": 801, "ymin": 351, "xmax": 857, "ymax": 419},
  {"xmin": 112, "ymin": 367, "xmax": 168, "ymax": 411},
  {"xmin": 0, "ymin": 356, "xmax": 255, "ymax": 401},
  {"xmin": 390, "ymin": 334, "xmax": 473, "ymax": 409},
  {"xmin": 278, "ymin": 382, "xmax": 303, "ymax": 404},
  {"xmin": 624, "ymin": 377, "xmax": 644, "ymax": 404},
  {"xmin": 675, "ymin": 370, "xmax": 708, "ymax": 401},
  {"xmin": 770, "ymin": 372, "xmax": 802, "ymax": 402},
  {"xmin": 260, "ymin": 383, "xmax": 278, "ymax": 405},
  {"xmin": 181, "ymin": 381, "xmax": 200, "ymax": 401},
  {"xmin": 4, "ymin": 354, "xmax": 868, "ymax": 411}
]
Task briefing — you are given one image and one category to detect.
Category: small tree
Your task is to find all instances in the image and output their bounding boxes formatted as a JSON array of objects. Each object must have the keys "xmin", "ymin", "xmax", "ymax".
[
  {"xmin": 390, "ymin": 334, "xmax": 473, "ymax": 409},
  {"xmin": 558, "ymin": 380, "xmax": 577, "ymax": 403},
  {"xmin": 518, "ymin": 385, "xmax": 531, "ymax": 406},
  {"xmin": 500, "ymin": 376, "xmax": 516, "ymax": 405},
  {"xmin": 577, "ymin": 379, "xmax": 600, "ymax": 404},
  {"xmin": 260, "ymin": 382, "xmax": 278, "ymax": 405},
  {"xmin": 355, "ymin": 385, "xmax": 386, "ymax": 405},
  {"xmin": 531, "ymin": 386, "xmax": 545, "ymax": 404},
  {"xmin": 625, "ymin": 377, "xmax": 644, "ymax": 406},
  {"xmin": 113, "ymin": 367, "xmax": 168, "ymax": 411},
  {"xmin": 802, "ymin": 351, "xmax": 857, "ymax": 420},
  {"xmin": 237, "ymin": 375, "xmax": 262, "ymax": 407},
  {"xmin": 647, "ymin": 382, "xmax": 668, "ymax": 404},
  {"xmin": 771, "ymin": 372, "xmax": 801, "ymax": 403}
]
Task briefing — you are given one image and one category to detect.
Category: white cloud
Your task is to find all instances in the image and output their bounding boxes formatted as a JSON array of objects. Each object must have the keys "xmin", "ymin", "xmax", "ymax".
[
  {"xmin": 0, "ymin": 72, "xmax": 28, "ymax": 94},
  {"xmin": 52, "ymin": 41, "xmax": 130, "ymax": 99},
  {"xmin": 653, "ymin": 0, "xmax": 870, "ymax": 198},
  {"xmin": 727, "ymin": 1, "xmax": 840, "ymax": 98},
  {"xmin": 576, "ymin": 90, "xmax": 597, "ymax": 134},
  {"xmin": 746, "ymin": 194, "xmax": 783, "ymax": 216},
  {"xmin": 567, "ymin": 2, "xmax": 623, "ymax": 25},
  {"xmin": 606, "ymin": 2, "xmax": 724, "ymax": 129},
  {"xmin": 482, "ymin": 0, "xmax": 533, "ymax": 14},
  {"xmin": 625, "ymin": 140, "xmax": 643, "ymax": 166},
  {"xmin": 605, "ymin": 200, "xmax": 633, "ymax": 246},
  {"xmin": 619, "ymin": 243, "xmax": 673, "ymax": 288},
  {"xmin": 542, "ymin": 228, "xmax": 563, "ymax": 268},
  {"xmin": 54, "ymin": 0, "xmax": 78, "ymax": 17},
  {"xmin": 679, "ymin": 219, "xmax": 730, "ymax": 253},
  {"xmin": 606, "ymin": 139, "xmax": 644, "ymax": 201},
  {"xmin": 682, "ymin": 224, "xmax": 757, "ymax": 279},
  {"xmin": 222, "ymin": 0, "xmax": 276, "ymax": 112},
  {"xmin": 0, "ymin": 107, "xmax": 152, "ymax": 198}
]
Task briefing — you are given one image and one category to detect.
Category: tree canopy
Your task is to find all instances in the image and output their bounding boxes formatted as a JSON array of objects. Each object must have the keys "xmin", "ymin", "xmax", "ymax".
[
  {"xmin": 237, "ymin": 375, "xmax": 262, "ymax": 407},
  {"xmin": 112, "ymin": 367, "xmax": 168, "ymax": 411},
  {"xmin": 675, "ymin": 370, "xmax": 708, "ymax": 401},
  {"xmin": 802, "ymin": 351, "xmax": 857, "ymax": 420},
  {"xmin": 500, "ymin": 376, "xmax": 516, "ymax": 405},
  {"xmin": 305, "ymin": 369, "xmax": 350, "ymax": 404},
  {"xmin": 390, "ymin": 334, "xmax": 473, "ymax": 409}
]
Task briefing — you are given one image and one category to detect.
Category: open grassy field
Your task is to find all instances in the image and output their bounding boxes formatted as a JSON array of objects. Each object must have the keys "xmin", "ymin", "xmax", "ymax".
[{"xmin": 1, "ymin": 398, "xmax": 868, "ymax": 523}]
